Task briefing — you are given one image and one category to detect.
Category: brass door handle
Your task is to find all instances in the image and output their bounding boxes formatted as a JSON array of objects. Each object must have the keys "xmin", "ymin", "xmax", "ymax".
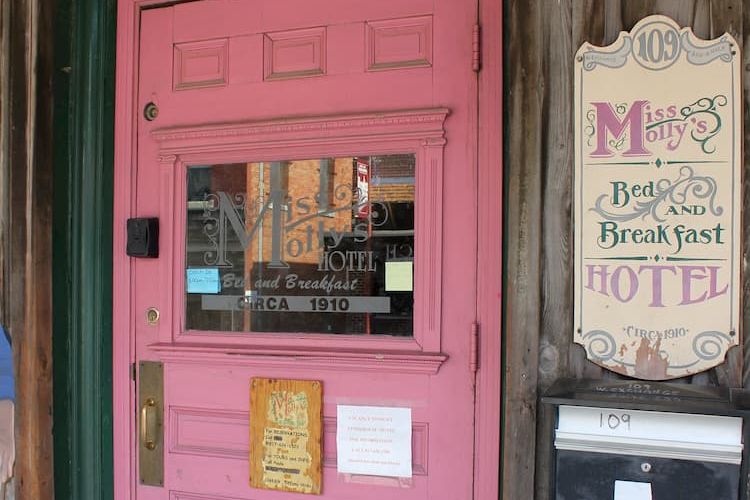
[{"xmin": 140, "ymin": 398, "xmax": 157, "ymax": 451}]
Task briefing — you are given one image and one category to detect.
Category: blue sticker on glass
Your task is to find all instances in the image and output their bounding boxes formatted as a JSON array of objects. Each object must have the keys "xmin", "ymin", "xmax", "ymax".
[{"xmin": 186, "ymin": 268, "xmax": 221, "ymax": 294}]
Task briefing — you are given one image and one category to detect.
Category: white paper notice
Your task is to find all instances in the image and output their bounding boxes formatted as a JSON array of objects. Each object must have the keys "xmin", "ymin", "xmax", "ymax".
[
  {"xmin": 614, "ymin": 480, "xmax": 652, "ymax": 500},
  {"xmin": 336, "ymin": 405, "xmax": 412, "ymax": 478}
]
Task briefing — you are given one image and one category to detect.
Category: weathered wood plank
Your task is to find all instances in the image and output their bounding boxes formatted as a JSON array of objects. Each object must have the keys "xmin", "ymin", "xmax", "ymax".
[
  {"xmin": 0, "ymin": 2, "xmax": 11, "ymax": 498},
  {"xmin": 6, "ymin": 0, "xmax": 55, "ymax": 498},
  {"xmin": 703, "ymin": 0, "xmax": 744, "ymax": 388},
  {"xmin": 741, "ymin": 1, "xmax": 750, "ymax": 389},
  {"xmin": 570, "ymin": 1, "xmax": 606, "ymax": 382},
  {"xmin": 708, "ymin": 0, "xmax": 742, "ymax": 40},
  {"xmin": 692, "ymin": 0, "xmax": 712, "ymax": 38},
  {"xmin": 21, "ymin": 0, "xmax": 55, "ymax": 496},
  {"xmin": 0, "ymin": 0, "xmax": 8, "ymax": 334},
  {"xmin": 538, "ymin": 0, "xmax": 573, "ymax": 393},
  {"xmin": 6, "ymin": 0, "xmax": 31, "ymax": 492},
  {"xmin": 501, "ymin": 1, "xmax": 544, "ymax": 498},
  {"xmin": 534, "ymin": 3, "xmax": 574, "ymax": 497}
]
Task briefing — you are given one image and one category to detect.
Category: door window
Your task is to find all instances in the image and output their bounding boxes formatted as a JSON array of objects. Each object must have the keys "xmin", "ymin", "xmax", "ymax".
[{"xmin": 185, "ymin": 154, "xmax": 415, "ymax": 336}]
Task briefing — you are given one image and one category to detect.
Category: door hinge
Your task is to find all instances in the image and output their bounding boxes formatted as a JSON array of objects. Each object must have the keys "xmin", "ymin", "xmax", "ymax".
[
  {"xmin": 131, "ymin": 362, "xmax": 136, "ymax": 382},
  {"xmin": 472, "ymin": 24, "xmax": 481, "ymax": 72},
  {"xmin": 470, "ymin": 322, "xmax": 480, "ymax": 373}
]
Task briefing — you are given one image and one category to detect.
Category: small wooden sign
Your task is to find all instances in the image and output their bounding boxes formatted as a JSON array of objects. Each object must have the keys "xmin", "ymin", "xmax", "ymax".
[{"xmin": 250, "ymin": 378, "xmax": 322, "ymax": 494}]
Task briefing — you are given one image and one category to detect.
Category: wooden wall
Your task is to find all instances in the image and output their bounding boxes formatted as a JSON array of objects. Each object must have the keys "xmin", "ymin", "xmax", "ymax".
[
  {"xmin": 0, "ymin": 0, "xmax": 55, "ymax": 498},
  {"xmin": 503, "ymin": 1, "xmax": 748, "ymax": 499}
]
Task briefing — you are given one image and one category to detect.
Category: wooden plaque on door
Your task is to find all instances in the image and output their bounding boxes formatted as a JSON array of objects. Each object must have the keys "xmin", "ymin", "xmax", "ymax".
[{"xmin": 250, "ymin": 378, "xmax": 322, "ymax": 494}]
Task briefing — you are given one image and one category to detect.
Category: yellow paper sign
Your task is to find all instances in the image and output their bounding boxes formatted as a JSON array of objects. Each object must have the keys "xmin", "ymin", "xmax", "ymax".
[{"xmin": 385, "ymin": 261, "xmax": 413, "ymax": 292}]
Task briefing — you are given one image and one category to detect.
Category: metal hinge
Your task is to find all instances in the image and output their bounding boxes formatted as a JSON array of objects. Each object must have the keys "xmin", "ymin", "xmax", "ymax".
[
  {"xmin": 470, "ymin": 322, "xmax": 480, "ymax": 373},
  {"xmin": 472, "ymin": 24, "xmax": 481, "ymax": 72},
  {"xmin": 131, "ymin": 362, "xmax": 136, "ymax": 382}
]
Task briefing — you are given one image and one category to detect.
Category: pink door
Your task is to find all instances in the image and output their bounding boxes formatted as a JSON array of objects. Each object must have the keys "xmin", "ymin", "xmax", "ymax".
[{"xmin": 115, "ymin": 1, "xmax": 482, "ymax": 499}]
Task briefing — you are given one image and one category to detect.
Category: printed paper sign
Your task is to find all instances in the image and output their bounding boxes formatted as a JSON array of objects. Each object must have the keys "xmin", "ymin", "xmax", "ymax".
[
  {"xmin": 574, "ymin": 15, "xmax": 741, "ymax": 379},
  {"xmin": 614, "ymin": 480, "xmax": 652, "ymax": 500},
  {"xmin": 186, "ymin": 268, "xmax": 220, "ymax": 294},
  {"xmin": 336, "ymin": 405, "xmax": 412, "ymax": 478}
]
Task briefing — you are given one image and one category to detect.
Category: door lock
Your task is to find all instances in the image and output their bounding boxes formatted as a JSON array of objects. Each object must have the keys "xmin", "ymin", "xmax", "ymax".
[
  {"xmin": 146, "ymin": 307, "xmax": 160, "ymax": 325},
  {"xmin": 143, "ymin": 102, "xmax": 159, "ymax": 121}
]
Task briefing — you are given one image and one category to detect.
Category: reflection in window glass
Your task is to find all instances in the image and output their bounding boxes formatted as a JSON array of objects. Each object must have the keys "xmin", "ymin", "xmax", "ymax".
[{"xmin": 185, "ymin": 155, "xmax": 415, "ymax": 336}]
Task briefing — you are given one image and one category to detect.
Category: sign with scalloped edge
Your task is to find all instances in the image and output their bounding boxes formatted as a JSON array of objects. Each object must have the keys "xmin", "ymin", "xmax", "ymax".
[{"xmin": 574, "ymin": 15, "xmax": 741, "ymax": 380}]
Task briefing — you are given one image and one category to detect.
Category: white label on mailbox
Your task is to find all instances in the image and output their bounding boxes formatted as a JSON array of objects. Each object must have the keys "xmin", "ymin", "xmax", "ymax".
[
  {"xmin": 614, "ymin": 481, "xmax": 652, "ymax": 500},
  {"xmin": 556, "ymin": 405, "xmax": 743, "ymax": 464},
  {"xmin": 558, "ymin": 405, "xmax": 741, "ymax": 445}
]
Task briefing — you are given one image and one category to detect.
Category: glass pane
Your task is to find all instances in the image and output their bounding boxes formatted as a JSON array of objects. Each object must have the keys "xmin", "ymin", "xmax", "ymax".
[{"xmin": 185, "ymin": 155, "xmax": 415, "ymax": 336}]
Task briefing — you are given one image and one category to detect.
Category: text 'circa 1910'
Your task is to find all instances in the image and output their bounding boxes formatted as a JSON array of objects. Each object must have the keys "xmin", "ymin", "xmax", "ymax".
[{"xmin": 574, "ymin": 15, "xmax": 741, "ymax": 380}]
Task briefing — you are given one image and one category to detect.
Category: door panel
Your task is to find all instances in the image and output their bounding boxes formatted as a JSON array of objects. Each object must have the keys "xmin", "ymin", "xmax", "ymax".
[{"xmin": 131, "ymin": 1, "xmax": 477, "ymax": 499}]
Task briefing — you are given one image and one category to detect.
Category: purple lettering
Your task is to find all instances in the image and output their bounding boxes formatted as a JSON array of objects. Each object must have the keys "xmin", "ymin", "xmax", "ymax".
[
  {"xmin": 611, "ymin": 266, "xmax": 638, "ymax": 303},
  {"xmin": 591, "ymin": 100, "xmax": 651, "ymax": 158},
  {"xmin": 585, "ymin": 265, "xmax": 609, "ymax": 296},
  {"xmin": 679, "ymin": 266, "xmax": 708, "ymax": 305},
  {"xmin": 638, "ymin": 265, "xmax": 677, "ymax": 307}
]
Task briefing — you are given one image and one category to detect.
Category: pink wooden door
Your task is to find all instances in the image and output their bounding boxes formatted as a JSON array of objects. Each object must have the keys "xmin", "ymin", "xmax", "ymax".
[{"xmin": 118, "ymin": 1, "xmax": 480, "ymax": 499}]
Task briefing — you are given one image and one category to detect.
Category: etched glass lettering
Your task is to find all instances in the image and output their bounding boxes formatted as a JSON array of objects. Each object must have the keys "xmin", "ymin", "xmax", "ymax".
[{"xmin": 185, "ymin": 155, "xmax": 415, "ymax": 336}]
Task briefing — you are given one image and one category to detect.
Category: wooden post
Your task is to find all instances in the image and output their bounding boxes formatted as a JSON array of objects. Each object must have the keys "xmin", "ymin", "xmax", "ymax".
[
  {"xmin": 1, "ymin": 0, "xmax": 55, "ymax": 498},
  {"xmin": 502, "ymin": 2, "xmax": 544, "ymax": 498}
]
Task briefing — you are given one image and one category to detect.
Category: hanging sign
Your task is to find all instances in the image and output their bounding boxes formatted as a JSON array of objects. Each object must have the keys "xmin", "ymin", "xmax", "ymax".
[
  {"xmin": 355, "ymin": 158, "xmax": 370, "ymax": 219},
  {"xmin": 250, "ymin": 378, "xmax": 322, "ymax": 494},
  {"xmin": 574, "ymin": 16, "xmax": 741, "ymax": 380}
]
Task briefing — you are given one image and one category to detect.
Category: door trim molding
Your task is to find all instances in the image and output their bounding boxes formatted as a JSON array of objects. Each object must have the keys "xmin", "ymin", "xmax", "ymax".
[
  {"xmin": 151, "ymin": 108, "xmax": 450, "ymax": 146},
  {"xmin": 152, "ymin": 108, "xmax": 447, "ymax": 354},
  {"xmin": 149, "ymin": 342, "xmax": 448, "ymax": 374},
  {"xmin": 475, "ymin": 0, "xmax": 503, "ymax": 499},
  {"xmin": 53, "ymin": 0, "xmax": 117, "ymax": 499},
  {"xmin": 113, "ymin": 1, "xmax": 148, "ymax": 497}
]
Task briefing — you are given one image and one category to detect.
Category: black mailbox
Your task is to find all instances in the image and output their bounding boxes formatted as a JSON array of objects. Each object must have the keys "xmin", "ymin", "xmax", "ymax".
[{"xmin": 543, "ymin": 379, "xmax": 750, "ymax": 500}]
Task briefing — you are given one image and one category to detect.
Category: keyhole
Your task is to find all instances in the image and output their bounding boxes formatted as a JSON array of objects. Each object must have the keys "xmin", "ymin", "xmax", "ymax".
[
  {"xmin": 143, "ymin": 102, "xmax": 159, "ymax": 121},
  {"xmin": 146, "ymin": 308, "xmax": 160, "ymax": 325}
]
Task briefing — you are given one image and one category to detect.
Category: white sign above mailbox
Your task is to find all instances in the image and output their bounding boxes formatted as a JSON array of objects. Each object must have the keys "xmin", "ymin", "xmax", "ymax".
[{"xmin": 574, "ymin": 16, "xmax": 742, "ymax": 380}]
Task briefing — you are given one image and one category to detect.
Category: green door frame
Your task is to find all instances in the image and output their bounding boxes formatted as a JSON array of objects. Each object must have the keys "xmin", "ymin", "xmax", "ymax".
[{"xmin": 52, "ymin": 0, "xmax": 116, "ymax": 498}]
